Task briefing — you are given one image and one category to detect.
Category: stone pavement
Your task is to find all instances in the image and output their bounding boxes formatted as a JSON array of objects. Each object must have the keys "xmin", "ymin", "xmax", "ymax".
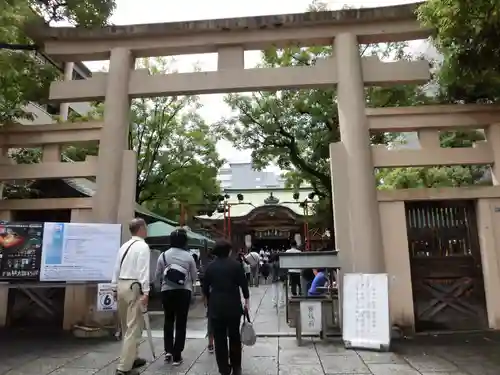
[
  {"xmin": 3, "ymin": 284, "xmax": 500, "ymax": 374},
  {"xmin": 3, "ymin": 332, "xmax": 500, "ymax": 374},
  {"xmin": 149, "ymin": 283, "xmax": 295, "ymax": 337}
]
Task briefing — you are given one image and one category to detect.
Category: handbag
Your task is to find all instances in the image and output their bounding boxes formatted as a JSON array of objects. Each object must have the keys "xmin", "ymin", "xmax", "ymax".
[
  {"xmin": 162, "ymin": 252, "xmax": 189, "ymax": 287},
  {"xmin": 240, "ymin": 309, "xmax": 257, "ymax": 346}
]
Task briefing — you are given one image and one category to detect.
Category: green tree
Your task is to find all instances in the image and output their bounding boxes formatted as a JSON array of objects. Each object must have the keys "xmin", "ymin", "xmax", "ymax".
[
  {"xmin": 216, "ymin": 42, "xmax": 430, "ymax": 227},
  {"xmin": 66, "ymin": 59, "xmax": 223, "ymax": 220},
  {"xmin": 7, "ymin": 58, "xmax": 223, "ymax": 220},
  {"xmin": 376, "ymin": 129, "xmax": 488, "ymax": 189},
  {"xmin": 418, "ymin": 0, "xmax": 500, "ymax": 102},
  {"xmin": 30, "ymin": 0, "xmax": 116, "ymax": 26},
  {"xmin": 0, "ymin": 0, "xmax": 115, "ymax": 124}
]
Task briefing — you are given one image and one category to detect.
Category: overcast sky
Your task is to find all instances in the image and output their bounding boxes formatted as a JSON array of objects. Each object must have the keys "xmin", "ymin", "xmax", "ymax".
[{"xmin": 83, "ymin": 0, "xmax": 423, "ymax": 166}]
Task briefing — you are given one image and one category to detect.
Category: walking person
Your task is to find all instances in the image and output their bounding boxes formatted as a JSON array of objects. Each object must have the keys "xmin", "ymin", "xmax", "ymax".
[
  {"xmin": 203, "ymin": 240, "xmax": 250, "ymax": 375},
  {"xmin": 238, "ymin": 250, "xmax": 251, "ymax": 284},
  {"xmin": 112, "ymin": 218, "xmax": 151, "ymax": 375},
  {"xmin": 260, "ymin": 259, "xmax": 270, "ymax": 284},
  {"xmin": 270, "ymin": 252, "xmax": 286, "ymax": 308},
  {"xmin": 245, "ymin": 248, "xmax": 260, "ymax": 287},
  {"xmin": 199, "ymin": 251, "xmax": 215, "ymax": 353},
  {"xmin": 301, "ymin": 268, "xmax": 315, "ymax": 297},
  {"xmin": 155, "ymin": 228, "xmax": 198, "ymax": 366},
  {"xmin": 285, "ymin": 240, "xmax": 302, "ymax": 296}
]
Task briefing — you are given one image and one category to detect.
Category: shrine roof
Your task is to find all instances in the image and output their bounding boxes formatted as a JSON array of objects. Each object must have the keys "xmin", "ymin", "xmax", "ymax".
[
  {"xmin": 27, "ymin": 3, "xmax": 422, "ymax": 41},
  {"xmin": 196, "ymin": 188, "xmax": 314, "ymax": 220}
]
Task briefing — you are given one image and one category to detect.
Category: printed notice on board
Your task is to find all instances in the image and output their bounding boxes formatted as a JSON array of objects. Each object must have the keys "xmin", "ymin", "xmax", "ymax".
[
  {"xmin": 97, "ymin": 283, "xmax": 117, "ymax": 311},
  {"xmin": 342, "ymin": 273, "xmax": 390, "ymax": 351},
  {"xmin": 0, "ymin": 222, "xmax": 43, "ymax": 280},
  {"xmin": 40, "ymin": 223, "xmax": 121, "ymax": 282},
  {"xmin": 300, "ymin": 300, "xmax": 322, "ymax": 334}
]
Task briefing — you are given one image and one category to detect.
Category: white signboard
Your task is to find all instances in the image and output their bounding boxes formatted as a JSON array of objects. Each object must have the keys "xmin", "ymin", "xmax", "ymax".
[
  {"xmin": 40, "ymin": 223, "xmax": 122, "ymax": 282},
  {"xmin": 300, "ymin": 300, "xmax": 322, "ymax": 333},
  {"xmin": 97, "ymin": 283, "xmax": 117, "ymax": 311},
  {"xmin": 342, "ymin": 273, "xmax": 390, "ymax": 351}
]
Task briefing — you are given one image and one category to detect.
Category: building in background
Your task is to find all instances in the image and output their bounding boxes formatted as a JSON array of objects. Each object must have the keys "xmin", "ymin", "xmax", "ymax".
[
  {"xmin": 218, "ymin": 162, "xmax": 286, "ymax": 189},
  {"xmin": 19, "ymin": 53, "xmax": 93, "ymax": 125},
  {"xmin": 195, "ymin": 163, "xmax": 331, "ymax": 250}
]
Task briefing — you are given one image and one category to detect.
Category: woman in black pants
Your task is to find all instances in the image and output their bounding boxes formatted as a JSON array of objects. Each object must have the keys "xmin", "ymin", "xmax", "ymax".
[
  {"xmin": 203, "ymin": 240, "xmax": 250, "ymax": 375},
  {"xmin": 155, "ymin": 229, "xmax": 198, "ymax": 366}
]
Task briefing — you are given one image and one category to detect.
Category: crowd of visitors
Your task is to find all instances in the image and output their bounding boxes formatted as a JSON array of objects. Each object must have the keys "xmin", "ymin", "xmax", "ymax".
[{"xmin": 112, "ymin": 217, "xmax": 332, "ymax": 375}]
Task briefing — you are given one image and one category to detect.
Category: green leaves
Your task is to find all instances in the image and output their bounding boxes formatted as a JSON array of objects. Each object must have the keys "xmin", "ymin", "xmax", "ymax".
[
  {"xmin": 377, "ymin": 165, "xmax": 486, "ymax": 190},
  {"xmin": 0, "ymin": 0, "xmax": 115, "ymax": 125},
  {"xmin": 376, "ymin": 129, "xmax": 489, "ymax": 190},
  {"xmin": 30, "ymin": 0, "xmax": 116, "ymax": 26},
  {"xmin": 418, "ymin": 0, "xmax": 500, "ymax": 102},
  {"xmin": 68, "ymin": 58, "xmax": 223, "ymax": 221},
  {"xmin": 217, "ymin": 42, "xmax": 427, "ymax": 199}
]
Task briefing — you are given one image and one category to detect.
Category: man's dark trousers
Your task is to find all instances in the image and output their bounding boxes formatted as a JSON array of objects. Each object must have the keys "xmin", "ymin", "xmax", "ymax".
[
  {"xmin": 211, "ymin": 316, "xmax": 242, "ymax": 375},
  {"xmin": 289, "ymin": 272, "xmax": 301, "ymax": 296}
]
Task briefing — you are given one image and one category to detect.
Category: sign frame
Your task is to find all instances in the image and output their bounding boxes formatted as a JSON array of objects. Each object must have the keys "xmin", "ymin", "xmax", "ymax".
[
  {"xmin": 342, "ymin": 273, "xmax": 391, "ymax": 352},
  {"xmin": 97, "ymin": 283, "xmax": 117, "ymax": 311}
]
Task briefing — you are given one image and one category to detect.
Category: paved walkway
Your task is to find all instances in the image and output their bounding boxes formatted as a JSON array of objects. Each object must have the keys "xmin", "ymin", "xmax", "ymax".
[
  {"xmin": 3, "ymin": 284, "xmax": 500, "ymax": 374},
  {"xmin": 149, "ymin": 283, "xmax": 295, "ymax": 337},
  {"xmin": 3, "ymin": 332, "xmax": 500, "ymax": 374}
]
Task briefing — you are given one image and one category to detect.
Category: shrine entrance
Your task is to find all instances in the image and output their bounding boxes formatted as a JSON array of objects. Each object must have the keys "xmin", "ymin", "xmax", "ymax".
[
  {"xmin": 253, "ymin": 228, "xmax": 291, "ymax": 252},
  {"xmin": 405, "ymin": 200, "xmax": 488, "ymax": 332}
]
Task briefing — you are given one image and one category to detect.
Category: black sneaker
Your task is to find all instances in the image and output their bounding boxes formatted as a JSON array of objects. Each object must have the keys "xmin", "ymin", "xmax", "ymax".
[
  {"xmin": 208, "ymin": 344, "xmax": 214, "ymax": 354},
  {"xmin": 164, "ymin": 353, "xmax": 173, "ymax": 363},
  {"xmin": 132, "ymin": 358, "xmax": 146, "ymax": 368},
  {"xmin": 172, "ymin": 356, "xmax": 183, "ymax": 366}
]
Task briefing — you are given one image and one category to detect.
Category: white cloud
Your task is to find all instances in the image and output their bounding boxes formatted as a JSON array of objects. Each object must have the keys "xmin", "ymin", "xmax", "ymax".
[{"xmin": 83, "ymin": 0, "xmax": 425, "ymax": 166}]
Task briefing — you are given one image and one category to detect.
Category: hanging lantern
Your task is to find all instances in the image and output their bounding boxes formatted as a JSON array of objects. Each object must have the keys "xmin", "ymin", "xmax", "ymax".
[
  {"xmin": 244, "ymin": 234, "xmax": 252, "ymax": 249},
  {"xmin": 294, "ymin": 233, "xmax": 302, "ymax": 247}
]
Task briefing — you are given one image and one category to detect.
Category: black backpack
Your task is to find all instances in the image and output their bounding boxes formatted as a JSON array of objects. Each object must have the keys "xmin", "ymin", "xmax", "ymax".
[{"xmin": 162, "ymin": 253, "xmax": 189, "ymax": 287}]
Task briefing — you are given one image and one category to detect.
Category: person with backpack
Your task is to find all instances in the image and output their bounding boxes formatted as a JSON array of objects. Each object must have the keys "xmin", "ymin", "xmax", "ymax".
[{"xmin": 155, "ymin": 228, "xmax": 197, "ymax": 366}]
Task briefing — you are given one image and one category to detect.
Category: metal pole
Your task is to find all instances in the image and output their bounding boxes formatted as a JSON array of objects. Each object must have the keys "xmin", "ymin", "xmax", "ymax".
[
  {"xmin": 305, "ymin": 204, "xmax": 310, "ymax": 251},
  {"xmin": 180, "ymin": 203, "xmax": 185, "ymax": 227},
  {"xmin": 228, "ymin": 204, "xmax": 232, "ymax": 241},
  {"xmin": 222, "ymin": 202, "xmax": 227, "ymax": 238},
  {"xmin": 303, "ymin": 205, "xmax": 308, "ymax": 250}
]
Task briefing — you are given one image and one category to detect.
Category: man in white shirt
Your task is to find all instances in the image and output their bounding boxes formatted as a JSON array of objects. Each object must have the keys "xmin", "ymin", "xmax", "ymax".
[
  {"xmin": 112, "ymin": 218, "xmax": 151, "ymax": 375},
  {"xmin": 285, "ymin": 240, "xmax": 302, "ymax": 296},
  {"xmin": 245, "ymin": 249, "xmax": 261, "ymax": 287}
]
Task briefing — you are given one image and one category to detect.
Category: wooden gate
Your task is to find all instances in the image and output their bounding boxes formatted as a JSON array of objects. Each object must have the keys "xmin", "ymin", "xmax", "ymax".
[
  {"xmin": 405, "ymin": 200, "xmax": 487, "ymax": 332},
  {"xmin": 7, "ymin": 286, "xmax": 65, "ymax": 330}
]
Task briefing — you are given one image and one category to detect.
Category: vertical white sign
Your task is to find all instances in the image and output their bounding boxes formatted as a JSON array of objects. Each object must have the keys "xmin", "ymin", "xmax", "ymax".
[
  {"xmin": 97, "ymin": 283, "xmax": 117, "ymax": 311},
  {"xmin": 342, "ymin": 273, "xmax": 390, "ymax": 351},
  {"xmin": 300, "ymin": 300, "xmax": 322, "ymax": 333}
]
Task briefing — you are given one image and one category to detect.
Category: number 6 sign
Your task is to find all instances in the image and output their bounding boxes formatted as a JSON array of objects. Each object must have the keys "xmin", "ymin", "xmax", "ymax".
[{"xmin": 97, "ymin": 283, "xmax": 117, "ymax": 311}]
